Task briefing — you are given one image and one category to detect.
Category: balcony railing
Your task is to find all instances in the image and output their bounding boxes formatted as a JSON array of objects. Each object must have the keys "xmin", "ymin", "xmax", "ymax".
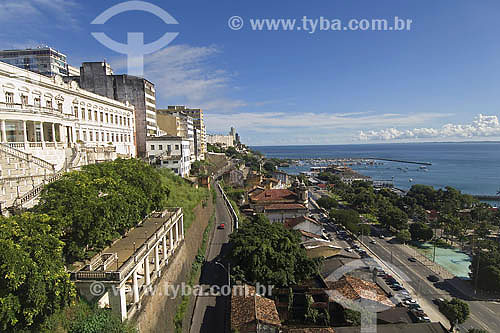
[
  {"xmin": 0, "ymin": 102, "xmax": 63, "ymax": 115},
  {"xmin": 0, "ymin": 142, "xmax": 55, "ymax": 171}
]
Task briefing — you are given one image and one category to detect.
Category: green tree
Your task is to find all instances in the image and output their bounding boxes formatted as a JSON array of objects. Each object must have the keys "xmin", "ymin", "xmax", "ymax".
[
  {"xmin": 379, "ymin": 207, "xmax": 408, "ymax": 230},
  {"xmin": 409, "ymin": 223, "xmax": 434, "ymax": 242},
  {"xmin": 330, "ymin": 209, "xmax": 360, "ymax": 226},
  {"xmin": 228, "ymin": 214, "xmax": 320, "ymax": 287},
  {"xmin": 0, "ymin": 213, "xmax": 75, "ymax": 332},
  {"xmin": 35, "ymin": 159, "xmax": 169, "ymax": 262},
  {"xmin": 438, "ymin": 298, "xmax": 470, "ymax": 330},
  {"xmin": 396, "ymin": 229, "xmax": 411, "ymax": 244},
  {"xmin": 316, "ymin": 196, "xmax": 338, "ymax": 210}
]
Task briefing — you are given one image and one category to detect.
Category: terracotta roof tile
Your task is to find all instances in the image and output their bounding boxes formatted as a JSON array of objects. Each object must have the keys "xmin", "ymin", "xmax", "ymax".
[
  {"xmin": 325, "ymin": 276, "xmax": 394, "ymax": 308},
  {"xmin": 251, "ymin": 189, "xmax": 299, "ymax": 202},
  {"xmin": 265, "ymin": 203, "xmax": 307, "ymax": 211},
  {"xmin": 231, "ymin": 285, "xmax": 281, "ymax": 330},
  {"xmin": 284, "ymin": 216, "xmax": 321, "ymax": 229}
]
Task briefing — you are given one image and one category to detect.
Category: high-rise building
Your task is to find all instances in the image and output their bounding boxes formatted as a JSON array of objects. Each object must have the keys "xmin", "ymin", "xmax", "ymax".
[
  {"xmin": 165, "ymin": 106, "xmax": 206, "ymax": 159},
  {"xmin": 156, "ymin": 109, "xmax": 197, "ymax": 161},
  {"xmin": 70, "ymin": 62, "xmax": 157, "ymax": 157},
  {"xmin": 0, "ymin": 47, "xmax": 73, "ymax": 77}
]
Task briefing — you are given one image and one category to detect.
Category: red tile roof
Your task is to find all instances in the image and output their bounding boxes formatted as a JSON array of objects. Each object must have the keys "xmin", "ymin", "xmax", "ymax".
[
  {"xmin": 231, "ymin": 285, "xmax": 281, "ymax": 330},
  {"xmin": 284, "ymin": 215, "xmax": 321, "ymax": 229},
  {"xmin": 299, "ymin": 230, "xmax": 322, "ymax": 239},
  {"xmin": 251, "ymin": 189, "xmax": 299, "ymax": 203},
  {"xmin": 265, "ymin": 203, "xmax": 307, "ymax": 211},
  {"xmin": 325, "ymin": 275, "xmax": 394, "ymax": 308}
]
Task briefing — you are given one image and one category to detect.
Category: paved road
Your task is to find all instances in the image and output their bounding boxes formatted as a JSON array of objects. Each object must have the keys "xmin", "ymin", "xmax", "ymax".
[
  {"xmin": 189, "ymin": 184, "xmax": 232, "ymax": 333},
  {"xmin": 365, "ymin": 236, "xmax": 500, "ymax": 332}
]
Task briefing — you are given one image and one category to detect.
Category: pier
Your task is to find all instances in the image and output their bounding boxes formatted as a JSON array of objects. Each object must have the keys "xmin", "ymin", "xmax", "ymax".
[
  {"xmin": 366, "ymin": 158, "xmax": 432, "ymax": 166},
  {"xmin": 472, "ymin": 195, "xmax": 500, "ymax": 200}
]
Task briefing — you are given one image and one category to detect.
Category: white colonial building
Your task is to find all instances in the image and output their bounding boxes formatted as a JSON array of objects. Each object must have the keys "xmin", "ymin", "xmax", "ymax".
[
  {"xmin": 146, "ymin": 135, "xmax": 191, "ymax": 177},
  {"xmin": 0, "ymin": 61, "xmax": 136, "ymax": 213}
]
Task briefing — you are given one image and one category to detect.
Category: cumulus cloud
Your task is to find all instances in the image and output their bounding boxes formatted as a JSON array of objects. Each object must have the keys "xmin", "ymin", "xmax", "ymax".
[{"xmin": 358, "ymin": 114, "xmax": 500, "ymax": 141}]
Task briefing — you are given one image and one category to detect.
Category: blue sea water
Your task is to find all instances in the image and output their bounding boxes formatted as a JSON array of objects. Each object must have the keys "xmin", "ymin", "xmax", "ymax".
[{"xmin": 253, "ymin": 142, "xmax": 500, "ymax": 203}]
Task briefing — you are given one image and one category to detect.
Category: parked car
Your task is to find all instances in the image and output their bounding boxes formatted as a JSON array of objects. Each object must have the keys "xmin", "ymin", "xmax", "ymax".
[
  {"xmin": 427, "ymin": 274, "xmax": 440, "ymax": 282},
  {"xmin": 417, "ymin": 316, "xmax": 431, "ymax": 322},
  {"xmin": 408, "ymin": 257, "xmax": 417, "ymax": 263}
]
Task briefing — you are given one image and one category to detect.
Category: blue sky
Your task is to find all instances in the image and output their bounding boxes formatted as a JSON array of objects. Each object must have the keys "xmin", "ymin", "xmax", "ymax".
[{"xmin": 2, "ymin": 0, "xmax": 500, "ymax": 145}]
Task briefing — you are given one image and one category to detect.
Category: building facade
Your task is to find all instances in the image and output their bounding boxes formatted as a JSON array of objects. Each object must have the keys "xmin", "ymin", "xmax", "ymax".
[
  {"xmin": 0, "ymin": 61, "xmax": 136, "ymax": 212},
  {"xmin": 69, "ymin": 62, "xmax": 157, "ymax": 157},
  {"xmin": 156, "ymin": 109, "xmax": 197, "ymax": 162},
  {"xmin": 165, "ymin": 106, "xmax": 206, "ymax": 158},
  {"xmin": 146, "ymin": 136, "xmax": 191, "ymax": 177},
  {"xmin": 207, "ymin": 133, "xmax": 234, "ymax": 148},
  {"xmin": 0, "ymin": 47, "xmax": 73, "ymax": 77}
]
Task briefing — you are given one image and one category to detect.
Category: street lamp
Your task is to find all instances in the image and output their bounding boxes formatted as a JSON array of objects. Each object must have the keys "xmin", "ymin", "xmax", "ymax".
[{"xmin": 215, "ymin": 261, "xmax": 231, "ymax": 288}]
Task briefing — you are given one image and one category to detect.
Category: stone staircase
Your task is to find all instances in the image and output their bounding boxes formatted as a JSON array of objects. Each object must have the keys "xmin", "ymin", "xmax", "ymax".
[{"xmin": 0, "ymin": 143, "xmax": 58, "ymax": 215}]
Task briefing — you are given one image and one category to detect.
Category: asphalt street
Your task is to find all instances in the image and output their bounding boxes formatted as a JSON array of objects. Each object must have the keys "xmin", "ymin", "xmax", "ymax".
[
  {"xmin": 189, "ymin": 183, "xmax": 232, "ymax": 333},
  {"xmin": 364, "ymin": 236, "xmax": 500, "ymax": 332}
]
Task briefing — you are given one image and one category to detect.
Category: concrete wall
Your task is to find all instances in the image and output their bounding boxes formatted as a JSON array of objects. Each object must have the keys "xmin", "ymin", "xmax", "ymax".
[{"xmin": 134, "ymin": 199, "xmax": 215, "ymax": 333}]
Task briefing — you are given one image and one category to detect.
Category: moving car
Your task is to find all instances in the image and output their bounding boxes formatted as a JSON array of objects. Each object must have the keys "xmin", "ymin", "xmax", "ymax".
[
  {"xmin": 218, "ymin": 223, "xmax": 225, "ymax": 229},
  {"xmin": 408, "ymin": 257, "xmax": 417, "ymax": 263},
  {"xmin": 370, "ymin": 240, "xmax": 377, "ymax": 244}
]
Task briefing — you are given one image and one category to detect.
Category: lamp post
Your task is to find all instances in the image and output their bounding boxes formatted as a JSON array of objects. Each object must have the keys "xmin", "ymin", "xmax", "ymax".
[{"xmin": 215, "ymin": 261, "xmax": 231, "ymax": 288}]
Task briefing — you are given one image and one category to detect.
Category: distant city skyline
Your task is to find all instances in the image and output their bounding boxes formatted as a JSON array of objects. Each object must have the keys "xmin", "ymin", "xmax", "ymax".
[{"xmin": 1, "ymin": 0, "xmax": 500, "ymax": 145}]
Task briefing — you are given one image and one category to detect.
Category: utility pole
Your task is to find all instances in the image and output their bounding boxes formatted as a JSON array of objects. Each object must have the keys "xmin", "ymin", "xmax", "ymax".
[{"xmin": 433, "ymin": 227, "xmax": 437, "ymax": 263}]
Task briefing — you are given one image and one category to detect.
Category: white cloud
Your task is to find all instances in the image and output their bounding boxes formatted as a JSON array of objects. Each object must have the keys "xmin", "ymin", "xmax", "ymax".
[
  {"xmin": 206, "ymin": 111, "xmax": 449, "ymax": 132},
  {"xmin": 123, "ymin": 44, "xmax": 245, "ymax": 112},
  {"xmin": 0, "ymin": 0, "xmax": 80, "ymax": 28},
  {"xmin": 358, "ymin": 114, "xmax": 500, "ymax": 141}
]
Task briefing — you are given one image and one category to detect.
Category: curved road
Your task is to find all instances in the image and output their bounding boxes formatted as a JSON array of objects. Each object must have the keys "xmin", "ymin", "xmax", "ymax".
[{"xmin": 190, "ymin": 183, "xmax": 232, "ymax": 333}]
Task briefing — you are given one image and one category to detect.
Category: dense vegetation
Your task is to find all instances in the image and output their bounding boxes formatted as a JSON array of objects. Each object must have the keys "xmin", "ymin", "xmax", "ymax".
[
  {"xmin": 228, "ymin": 214, "xmax": 321, "ymax": 287},
  {"xmin": 41, "ymin": 301, "xmax": 136, "ymax": 333},
  {"xmin": 1, "ymin": 159, "xmax": 210, "ymax": 332},
  {"xmin": 35, "ymin": 159, "xmax": 169, "ymax": 262},
  {"xmin": 0, "ymin": 213, "xmax": 75, "ymax": 332}
]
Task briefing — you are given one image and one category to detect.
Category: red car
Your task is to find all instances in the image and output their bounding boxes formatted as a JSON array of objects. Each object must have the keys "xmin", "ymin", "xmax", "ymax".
[{"xmin": 218, "ymin": 223, "xmax": 225, "ymax": 229}]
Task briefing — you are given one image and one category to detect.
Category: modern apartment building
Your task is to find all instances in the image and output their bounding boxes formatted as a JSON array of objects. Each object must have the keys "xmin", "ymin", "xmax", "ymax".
[
  {"xmin": 146, "ymin": 136, "xmax": 191, "ymax": 177},
  {"xmin": 165, "ymin": 106, "xmax": 206, "ymax": 159},
  {"xmin": 68, "ymin": 62, "xmax": 157, "ymax": 157},
  {"xmin": 0, "ymin": 61, "xmax": 136, "ymax": 213},
  {"xmin": 156, "ymin": 109, "xmax": 199, "ymax": 161},
  {"xmin": 0, "ymin": 47, "xmax": 73, "ymax": 77}
]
